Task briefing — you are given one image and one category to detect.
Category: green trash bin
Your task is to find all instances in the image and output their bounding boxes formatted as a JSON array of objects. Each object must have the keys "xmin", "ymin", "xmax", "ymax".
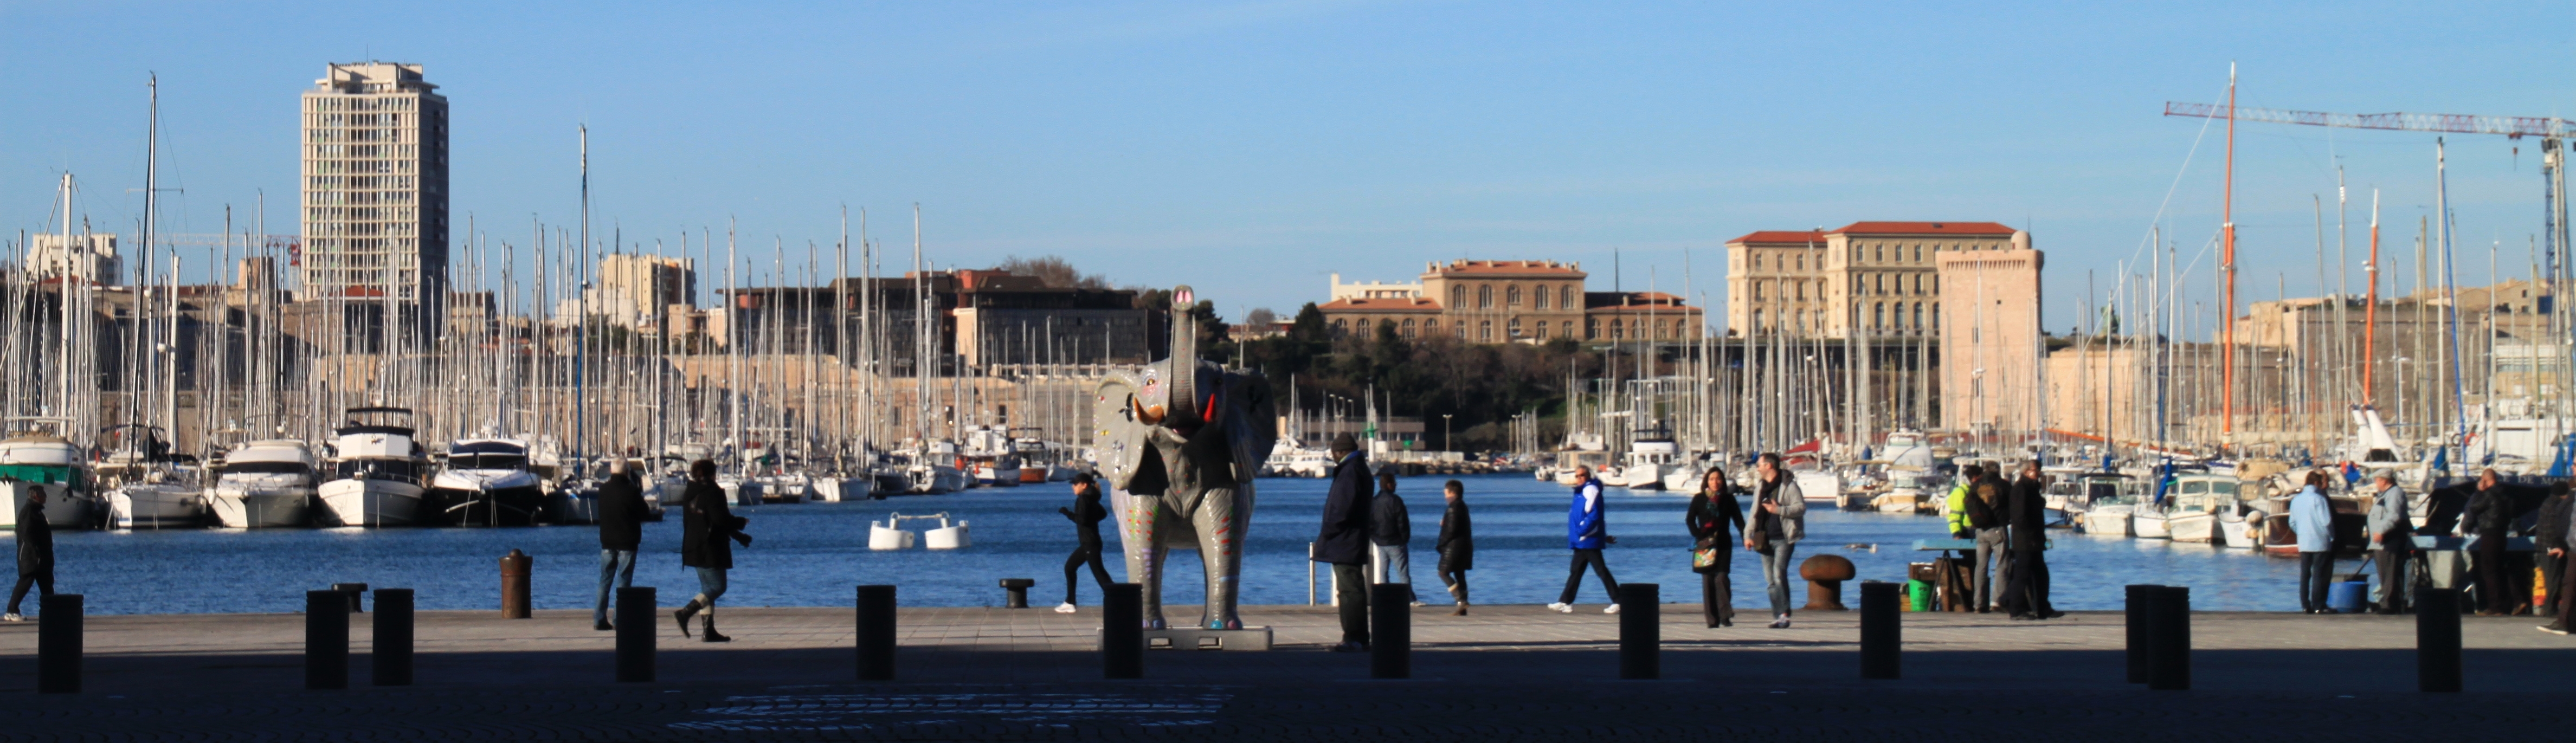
[{"xmin": 1905, "ymin": 579, "xmax": 1935, "ymax": 611}]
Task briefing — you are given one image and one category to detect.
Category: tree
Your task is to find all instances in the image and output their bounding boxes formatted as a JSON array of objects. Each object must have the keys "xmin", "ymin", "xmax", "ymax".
[
  {"xmin": 994, "ymin": 255, "xmax": 1110, "ymax": 289},
  {"xmin": 1244, "ymin": 307, "xmax": 1278, "ymax": 328}
]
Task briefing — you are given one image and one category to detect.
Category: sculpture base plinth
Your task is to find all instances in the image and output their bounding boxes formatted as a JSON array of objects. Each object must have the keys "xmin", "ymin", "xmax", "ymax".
[{"xmin": 1098, "ymin": 626, "xmax": 1274, "ymax": 651}]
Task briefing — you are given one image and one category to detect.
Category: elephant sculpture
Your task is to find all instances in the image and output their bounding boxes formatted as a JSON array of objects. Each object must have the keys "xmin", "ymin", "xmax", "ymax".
[{"xmin": 1091, "ymin": 286, "xmax": 1278, "ymax": 630}]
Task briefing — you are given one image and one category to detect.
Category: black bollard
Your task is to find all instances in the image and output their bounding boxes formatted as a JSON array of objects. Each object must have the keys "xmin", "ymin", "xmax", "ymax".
[
  {"xmin": 998, "ymin": 578, "xmax": 1035, "ymax": 610},
  {"xmin": 372, "ymin": 589, "xmax": 413, "ymax": 686},
  {"xmin": 333, "ymin": 583, "xmax": 368, "ymax": 613},
  {"xmin": 1371, "ymin": 583, "xmax": 1411, "ymax": 679},
  {"xmin": 2417, "ymin": 587, "xmax": 2462, "ymax": 693},
  {"xmin": 616, "ymin": 586, "xmax": 655, "ymax": 682},
  {"xmin": 1102, "ymin": 583, "xmax": 1142, "ymax": 679},
  {"xmin": 1618, "ymin": 583, "xmax": 1659, "ymax": 680},
  {"xmin": 856, "ymin": 585, "xmax": 897, "ymax": 681},
  {"xmin": 1859, "ymin": 580, "xmax": 1900, "ymax": 680},
  {"xmin": 2146, "ymin": 585, "xmax": 2191, "ymax": 690},
  {"xmin": 306, "ymin": 589, "xmax": 349, "ymax": 690},
  {"xmin": 36, "ymin": 593, "xmax": 80, "ymax": 694},
  {"xmin": 2124, "ymin": 584, "xmax": 2155, "ymax": 683}
]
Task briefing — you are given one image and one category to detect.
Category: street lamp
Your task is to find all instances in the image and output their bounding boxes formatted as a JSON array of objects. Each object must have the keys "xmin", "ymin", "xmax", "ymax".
[{"xmin": 1442, "ymin": 414, "xmax": 1453, "ymax": 454}]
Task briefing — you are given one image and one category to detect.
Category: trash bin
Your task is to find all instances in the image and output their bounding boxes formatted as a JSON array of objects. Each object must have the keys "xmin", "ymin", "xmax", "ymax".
[
  {"xmin": 1905, "ymin": 579, "xmax": 1935, "ymax": 612},
  {"xmin": 2328, "ymin": 580, "xmax": 2368, "ymax": 613}
]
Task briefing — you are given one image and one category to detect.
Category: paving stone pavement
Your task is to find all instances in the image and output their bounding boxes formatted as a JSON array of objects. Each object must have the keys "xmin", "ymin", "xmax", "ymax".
[{"xmin": 0, "ymin": 603, "xmax": 2568, "ymax": 740}]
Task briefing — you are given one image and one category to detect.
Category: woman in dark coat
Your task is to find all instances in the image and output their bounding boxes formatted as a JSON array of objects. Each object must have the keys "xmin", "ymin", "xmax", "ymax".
[
  {"xmin": 1435, "ymin": 479, "xmax": 1472, "ymax": 615},
  {"xmin": 1686, "ymin": 468, "xmax": 1746, "ymax": 628},
  {"xmin": 675, "ymin": 459, "xmax": 750, "ymax": 641}
]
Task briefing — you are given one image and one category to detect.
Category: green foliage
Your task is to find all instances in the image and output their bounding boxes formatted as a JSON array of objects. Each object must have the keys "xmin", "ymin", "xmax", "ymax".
[{"xmin": 1227, "ymin": 305, "xmax": 1603, "ymax": 451}]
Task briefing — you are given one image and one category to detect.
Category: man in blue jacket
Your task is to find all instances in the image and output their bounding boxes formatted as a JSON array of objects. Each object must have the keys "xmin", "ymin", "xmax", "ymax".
[
  {"xmin": 1313, "ymin": 434, "xmax": 1373, "ymax": 651},
  {"xmin": 1548, "ymin": 464, "xmax": 1622, "ymax": 614},
  {"xmin": 2289, "ymin": 470, "xmax": 2339, "ymax": 614}
]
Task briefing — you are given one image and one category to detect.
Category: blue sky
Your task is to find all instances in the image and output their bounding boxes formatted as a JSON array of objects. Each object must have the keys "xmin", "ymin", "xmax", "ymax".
[{"xmin": 5, "ymin": 1, "xmax": 2575, "ymax": 335}]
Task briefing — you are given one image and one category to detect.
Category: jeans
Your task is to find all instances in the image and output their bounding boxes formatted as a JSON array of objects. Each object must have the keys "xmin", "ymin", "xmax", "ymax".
[
  {"xmin": 694, "ymin": 567, "xmax": 729, "ymax": 613},
  {"xmin": 1373, "ymin": 544, "xmax": 1416, "ymax": 602},
  {"xmin": 8, "ymin": 568, "xmax": 52, "ymax": 615},
  {"xmin": 1063, "ymin": 543, "xmax": 1111, "ymax": 605},
  {"xmin": 1973, "ymin": 528, "xmax": 2007, "ymax": 610},
  {"xmin": 1759, "ymin": 543, "xmax": 1796, "ymax": 615},
  {"xmin": 1331, "ymin": 563, "xmax": 1368, "ymax": 645},
  {"xmin": 1558, "ymin": 548, "xmax": 1620, "ymax": 605},
  {"xmin": 594, "ymin": 549, "xmax": 638, "ymax": 624},
  {"xmin": 2300, "ymin": 552, "xmax": 2334, "ymax": 611}
]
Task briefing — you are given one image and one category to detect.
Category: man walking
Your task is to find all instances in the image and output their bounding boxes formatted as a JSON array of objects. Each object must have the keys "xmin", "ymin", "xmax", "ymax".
[
  {"xmin": 2002, "ymin": 461, "xmax": 2059, "ymax": 619},
  {"xmin": 2289, "ymin": 470, "xmax": 2338, "ymax": 613},
  {"xmin": 1549, "ymin": 464, "xmax": 1621, "ymax": 614},
  {"xmin": 4, "ymin": 485, "xmax": 53, "ymax": 622},
  {"xmin": 1313, "ymin": 434, "xmax": 1373, "ymax": 652},
  {"xmin": 1435, "ymin": 480, "xmax": 1473, "ymax": 616},
  {"xmin": 1748, "ymin": 454, "xmax": 1808, "ymax": 628},
  {"xmin": 593, "ymin": 457, "xmax": 648, "ymax": 631},
  {"xmin": 2366, "ymin": 473, "xmax": 2414, "ymax": 615}
]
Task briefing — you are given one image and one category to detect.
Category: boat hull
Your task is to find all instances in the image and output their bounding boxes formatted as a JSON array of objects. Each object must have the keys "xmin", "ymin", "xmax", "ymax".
[
  {"xmin": 317, "ymin": 479, "xmax": 424, "ymax": 527},
  {"xmin": 210, "ymin": 488, "xmax": 313, "ymax": 528},
  {"xmin": 2168, "ymin": 513, "xmax": 2218, "ymax": 543},
  {"xmin": 108, "ymin": 486, "xmax": 205, "ymax": 529},
  {"xmin": 433, "ymin": 484, "xmax": 549, "ymax": 527},
  {"xmin": 2132, "ymin": 512, "xmax": 2171, "ymax": 540}
]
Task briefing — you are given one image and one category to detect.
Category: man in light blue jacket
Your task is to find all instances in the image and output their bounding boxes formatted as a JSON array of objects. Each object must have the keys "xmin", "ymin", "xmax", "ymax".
[
  {"xmin": 2289, "ymin": 470, "xmax": 2339, "ymax": 614},
  {"xmin": 2364, "ymin": 473, "xmax": 2413, "ymax": 615}
]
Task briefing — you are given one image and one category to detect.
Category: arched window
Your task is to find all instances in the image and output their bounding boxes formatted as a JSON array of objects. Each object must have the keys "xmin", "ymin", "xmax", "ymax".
[
  {"xmin": 1332, "ymin": 318, "xmax": 1348, "ymax": 334},
  {"xmin": 1508, "ymin": 317, "xmax": 1522, "ymax": 337},
  {"xmin": 1588, "ymin": 317, "xmax": 1602, "ymax": 339},
  {"xmin": 1911, "ymin": 302, "xmax": 1923, "ymax": 327},
  {"xmin": 1478, "ymin": 285, "xmax": 1493, "ymax": 309},
  {"xmin": 1563, "ymin": 320, "xmax": 1576, "ymax": 338},
  {"xmin": 1455, "ymin": 323, "xmax": 1466, "ymax": 339},
  {"xmin": 1401, "ymin": 318, "xmax": 1417, "ymax": 337},
  {"xmin": 1753, "ymin": 282, "xmax": 1764, "ymax": 301},
  {"xmin": 1534, "ymin": 322, "xmax": 1549, "ymax": 339},
  {"xmin": 1506, "ymin": 285, "xmax": 1522, "ymax": 306},
  {"xmin": 1479, "ymin": 320, "xmax": 1492, "ymax": 341},
  {"xmin": 1610, "ymin": 319, "xmax": 1624, "ymax": 339},
  {"xmin": 1873, "ymin": 302, "xmax": 1885, "ymax": 328},
  {"xmin": 1533, "ymin": 286, "xmax": 1549, "ymax": 309},
  {"xmin": 1931, "ymin": 302, "xmax": 1941, "ymax": 328},
  {"xmin": 1561, "ymin": 285, "xmax": 1574, "ymax": 308},
  {"xmin": 1450, "ymin": 286, "xmax": 1464, "ymax": 308}
]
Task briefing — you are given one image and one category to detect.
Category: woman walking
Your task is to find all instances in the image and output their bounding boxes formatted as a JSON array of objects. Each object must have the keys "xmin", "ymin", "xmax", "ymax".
[
  {"xmin": 1055, "ymin": 472, "xmax": 1113, "ymax": 613},
  {"xmin": 1435, "ymin": 480, "xmax": 1473, "ymax": 615},
  {"xmin": 1748, "ymin": 453, "xmax": 1807, "ymax": 629},
  {"xmin": 1686, "ymin": 468, "xmax": 1746, "ymax": 628},
  {"xmin": 675, "ymin": 460, "xmax": 751, "ymax": 642}
]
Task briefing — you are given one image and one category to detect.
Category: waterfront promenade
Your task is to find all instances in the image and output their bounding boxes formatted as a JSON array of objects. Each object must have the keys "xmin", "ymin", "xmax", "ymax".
[{"xmin": 1, "ymin": 603, "xmax": 2569, "ymax": 740}]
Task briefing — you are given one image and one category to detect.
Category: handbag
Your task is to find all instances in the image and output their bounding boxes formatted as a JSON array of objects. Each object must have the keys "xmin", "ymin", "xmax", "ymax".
[{"xmin": 1692, "ymin": 537, "xmax": 1722, "ymax": 569}]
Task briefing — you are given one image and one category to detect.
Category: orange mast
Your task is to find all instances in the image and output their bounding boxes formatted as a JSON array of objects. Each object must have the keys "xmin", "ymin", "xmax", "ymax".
[{"xmin": 2221, "ymin": 64, "xmax": 2239, "ymax": 447}]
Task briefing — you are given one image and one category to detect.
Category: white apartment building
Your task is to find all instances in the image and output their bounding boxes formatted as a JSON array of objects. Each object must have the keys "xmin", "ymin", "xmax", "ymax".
[{"xmin": 300, "ymin": 62, "xmax": 448, "ymax": 307}]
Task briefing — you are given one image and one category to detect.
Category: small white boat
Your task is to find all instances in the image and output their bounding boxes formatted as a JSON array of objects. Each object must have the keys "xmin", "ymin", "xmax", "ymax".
[
  {"xmin": 210, "ymin": 440, "xmax": 319, "ymax": 528},
  {"xmin": 2080, "ymin": 504, "xmax": 2135, "ymax": 536},
  {"xmin": 869, "ymin": 511, "xmax": 970, "ymax": 550},
  {"xmin": 1872, "ymin": 488, "xmax": 1925, "ymax": 513},
  {"xmin": 1618, "ymin": 427, "xmax": 1680, "ymax": 490},
  {"xmin": 2217, "ymin": 512, "xmax": 2255, "ymax": 548},
  {"xmin": 2161, "ymin": 474, "xmax": 2239, "ymax": 544},
  {"xmin": 316, "ymin": 408, "xmax": 427, "ymax": 528},
  {"xmin": 2131, "ymin": 508, "xmax": 2172, "ymax": 539}
]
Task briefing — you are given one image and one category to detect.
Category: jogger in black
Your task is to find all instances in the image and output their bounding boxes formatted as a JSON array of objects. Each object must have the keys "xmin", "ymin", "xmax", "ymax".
[
  {"xmin": 1057, "ymin": 473, "xmax": 1113, "ymax": 612},
  {"xmin": 4, "ymin": 485, "xmax": 51, "ymax": 621}
]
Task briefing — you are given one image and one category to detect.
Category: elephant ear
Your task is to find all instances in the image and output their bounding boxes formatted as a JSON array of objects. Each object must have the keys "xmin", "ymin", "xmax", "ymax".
[
  {"xmin": 1093, "ymin": 371, "xmax": 1150, "ymax": 492},
  {"xmin": 1223, "ymin": 371, "xmax": 1280, "ymax": 484}
]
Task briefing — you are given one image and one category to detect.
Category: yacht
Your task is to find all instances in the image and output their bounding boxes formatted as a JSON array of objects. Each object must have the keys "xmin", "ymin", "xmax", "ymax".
[
  {"xmin": 903, "ymin": 439, "xmax": 968, "ymax": 494},
  {"xmin": 430, "ymin": 438, "xmax": 546, "ymax": 526},
  {"xmin": 1617, "ymin": 425, "xmax": 1680, "ymax": 490},
  {"xmin": 316, "ymin": 407, "xmax": 428, "ymax": 527},
  {"xmin": 2161, "ymin": 474, "xmax": 2239, "ymax": 543},
  {"xmin": 0, "ymin": 420, "xmax": 98, "ymax": 529},
  {"xmin": 208, "ymin": 440, "xmax": 319, "ymax": 528},
  {"xmin": 962, "ymin": 425, "xmax": 1022, "ymax": 488}
]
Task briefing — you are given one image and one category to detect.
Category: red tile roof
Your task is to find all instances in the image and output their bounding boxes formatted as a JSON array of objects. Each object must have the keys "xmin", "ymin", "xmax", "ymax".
[
  {"xmin": 1319, "ymin": 297, "xmax": 1445, "ymax": 312},
  {"xmin": 1422, "ymin": 260, "xmax": 1585, "ymax": 276},
  {"xmin": 1729, "ymin": 230, "xmax": 1827, "ymax": 245},
  {"xmin": 1831, "ymin": 221, "xmax": 2016, "ymax": 236}
]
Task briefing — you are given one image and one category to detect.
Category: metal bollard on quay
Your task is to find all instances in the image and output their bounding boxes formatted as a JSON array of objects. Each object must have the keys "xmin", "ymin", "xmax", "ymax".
[
  {"xmin": 856, "ymin": 585, "xmax": 897, "ymax": 681},
  {"xmin": 373, "ymin": 588, "xmax": 414, "ymax": 686},
  {"xmin": 36, "ymin": 593, "xmax": 82, "ymax": 694},
  {"xmin": 1371, "ymin": 583, "xmax": 1411, "ymax": 679},
  {"xmin": 307, "ymin": 589, "xmax": 350, "ymax": 690},
  {"xmin": 1617, "ymin": 583, "xmax": 1658, "ymax": 680},
  {"xmin": 616, "ymin": 586, "xmax": 655, "ymax": 682},
  {"xmin": 499, "ymin": 550, "xmax": 532, "ymax": 619},
  {"xmin": 1102, "ymin": 583, "xmax": 1143, "ymax": 679},
  {"xmin": 2417, "ymin": 587, "xmax": 2462, "ymax": 693},
  {"xmin": 1859, "ymin": 580, "xmax": 1900, "ymax": 680}
]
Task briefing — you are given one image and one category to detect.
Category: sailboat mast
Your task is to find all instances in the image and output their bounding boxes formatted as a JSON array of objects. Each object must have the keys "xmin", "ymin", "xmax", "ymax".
[{"xmin": 2219, "ymin": 63, "xmax": 2239, "ymax": 450}]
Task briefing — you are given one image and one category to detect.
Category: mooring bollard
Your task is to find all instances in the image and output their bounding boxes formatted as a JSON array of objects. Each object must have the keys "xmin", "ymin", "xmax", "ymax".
[
  {"xmin": 2146, "ymin": 585, "xmax": 2191, "ymax": 690},
  {"xmin": 499, "ymin": 550, "xmax": 532, "ymax": 619},
  {"xmin": 333, "ymin": 583, "xmax": 369, "ymax": 613},
  {"xmin": 1371, "ymin": 583, "xmax": 1412, "ymax": 679},
  {"xmin": 616, "ymin": 586, "xmax": 655, "ymax": 682},
  {"xmin": 1103, "ymin": 583, "xmax": 1143, "ymax": 679},
  {"xmin": 2417, "ymin": 587, "xmax": 2462, "ymax": 693},
  {"xmin": 1859, "ymin": 580, "xmax": 1900, "ymax": 680},
  {"xmin": 306, "ymin": 589, "xmax": 349, "ymax": 690},
  {"xmin": 998, "ymin": 578, "xmax": 1035, "ymax": 610},
  {"xmin": 373, "ymin": 589, "xmax": 413, "ymax": 687},
  {"xmin": 1618, "ymin": 583, "xmax": 1659, "ymax": 680},
  {"xmin": 856, "ymin": 585, "xmax": 897, "ymax": 681},
  {"xmin": 2124, "ymin": 584, "xmax": 2155, "ymax": 684},
  {"xmin": 36, "ymin": 593, "xmax": 81, "ymax": 694}
]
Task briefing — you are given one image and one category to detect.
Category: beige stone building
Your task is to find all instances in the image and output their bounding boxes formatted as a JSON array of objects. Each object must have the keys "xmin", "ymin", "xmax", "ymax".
[
  {"xmin": 1726, "ymin": 222, "xmax": 2028, "ymax": 339},
  {"xmin": 1937, "ymin": 248, "xmax": 2045, "ymax": 434},
  {"xmin": 1319, "ymin": 259, "xmax": 1703, "ymax": 343}
]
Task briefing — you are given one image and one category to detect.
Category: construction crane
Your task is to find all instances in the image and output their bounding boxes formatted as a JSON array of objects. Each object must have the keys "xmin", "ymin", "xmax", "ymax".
[{"xmin": 2165, "ymin": 99, "xmax": 2574, "ymax": 444}]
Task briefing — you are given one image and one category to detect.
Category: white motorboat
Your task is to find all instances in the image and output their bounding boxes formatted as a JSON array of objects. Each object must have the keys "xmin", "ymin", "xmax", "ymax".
[
  {"xmin": 1795, "ymin": 470, "xmax": 1843, "ymax": 504},
  {"xmin": 2080, "ymin": 504, "xmax": 2135, "ymax": 536},
  {"xmin": 2162, "ymin": 474, "xmax": 2239, "ymax": 544},
  {"xmin": 94, "ymin": 425, "xmax": 204, "ymax": 529},
  {"xmin": 209, "ymin": 440, "xmax": 319, "ymax": 528},
  {"xmin": 962, "ymin": 425, "xmax": 1022, "ymax": 487},
  {"xmin": 0, "ymin": 422, "xmax": 98, "ymax": 530},
  {"xmin": 717, "ymin": 473, "xmax": 763, "ymax": 506},
  {"xmin": 1617, "ymin": 427, "xmax": 1680, "ymax": 490},
  {"xmin": 316, "ymin": 408, "xmax": 427, "ymax": 528},
  {"xmin": 2131, "ymin": 507, "xmax": 2172, "ymax": 539},
  {"xmin": 755, "ymin": 473, "xmax": 811, "ymax": 503},
  {"xmin": 431, "ymin": 438, "xmax": 547, "ymax": 526},
  {"xmin": 870, "ymin": 512, "xmax": 970, "ymax": 550}
]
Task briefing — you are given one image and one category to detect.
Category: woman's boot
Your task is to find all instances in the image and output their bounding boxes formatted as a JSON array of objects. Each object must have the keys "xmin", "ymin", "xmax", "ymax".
[
  {"xmin": 700, "ymin": 613, "xmax": 731, "ymax": 643},
  {"xmin": 673, "ymin": 599, "xmax": 703, "ymax": 638}
]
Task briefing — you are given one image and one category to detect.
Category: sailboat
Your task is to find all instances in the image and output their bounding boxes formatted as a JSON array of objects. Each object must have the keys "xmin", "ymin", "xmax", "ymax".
[
  {"xmin": 316, "ymin": 407, "xmax": 428, "ymax": 527},
  {"xmin": 0, "ymin": 419, "xmax": 98, "ymax": 529},
  {"xmin": 99, "ymin": 425, "xmax": 206, "ymax": 529}
]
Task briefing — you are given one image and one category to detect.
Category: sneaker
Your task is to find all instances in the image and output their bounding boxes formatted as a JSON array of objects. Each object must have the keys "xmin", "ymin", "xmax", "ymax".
[
  {"xmin": 1546, "ymin": 602, "xmax": 1574, "ymax": 613},
  {"xmin": 1, "ymin": 613, "xmax": 18, "ymax": 622},
  {"xmin": 1054, "ymin": 602, "xmax": 1077, "ymax": 614},
  {"xmin": 1604, "ymin": 604, "xmax": 1621, "ymax": 615},
  {"xmin": 1768, "ymin": 615, "xmax": 1791, "ymax": 629},
  {"xmin": 2540, "ymin": 625, "xmax": 2571, "ymax": 636}
]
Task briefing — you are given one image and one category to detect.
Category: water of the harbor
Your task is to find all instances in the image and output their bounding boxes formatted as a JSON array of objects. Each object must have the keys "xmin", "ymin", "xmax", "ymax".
[{"xmin": 27, "ymin": 474, "xmax": 2312, "ymax": 615}]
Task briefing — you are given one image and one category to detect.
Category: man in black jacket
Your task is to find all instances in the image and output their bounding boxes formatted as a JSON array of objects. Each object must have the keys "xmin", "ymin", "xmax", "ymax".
[
  {"xmin": 4, "ymin": 484, "xmax": 53, "ymax": 622},
  {"xmin": 1313, "ymin": 434, "xmax": 1371, "ymax": 652},
  {"xmin": 2462, "ymin": 470, "xmax": 2518, "ymax": 616},
  {"xmin": 1964, "ymin": 466, "xmax": 2008, "ymax": 612},
  {"xmin": 593, "ymin": 458, "xmax": 648, "ymax": 631},
  {"xmin": 675, "ymin": 460, "xmax": 751, "ymax": 642},
  {"xmin": 2534, "ymin": 482, "xmax": 2568, "ymax": 620},
  {"xmin": 1436, "ymin": 480, "xmax": 1473, "ymax": 616},
  {"xmin": 1055, "ymin": 473, "xmax": 1113, "ymax": 613},
  {"xmin": 1369, "ymin": 471, "xmax": 1415, "ymax": 604},
  {"xmin": 2001, "ymin": 461, "xmax": 2059, "ymax": 620}
]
